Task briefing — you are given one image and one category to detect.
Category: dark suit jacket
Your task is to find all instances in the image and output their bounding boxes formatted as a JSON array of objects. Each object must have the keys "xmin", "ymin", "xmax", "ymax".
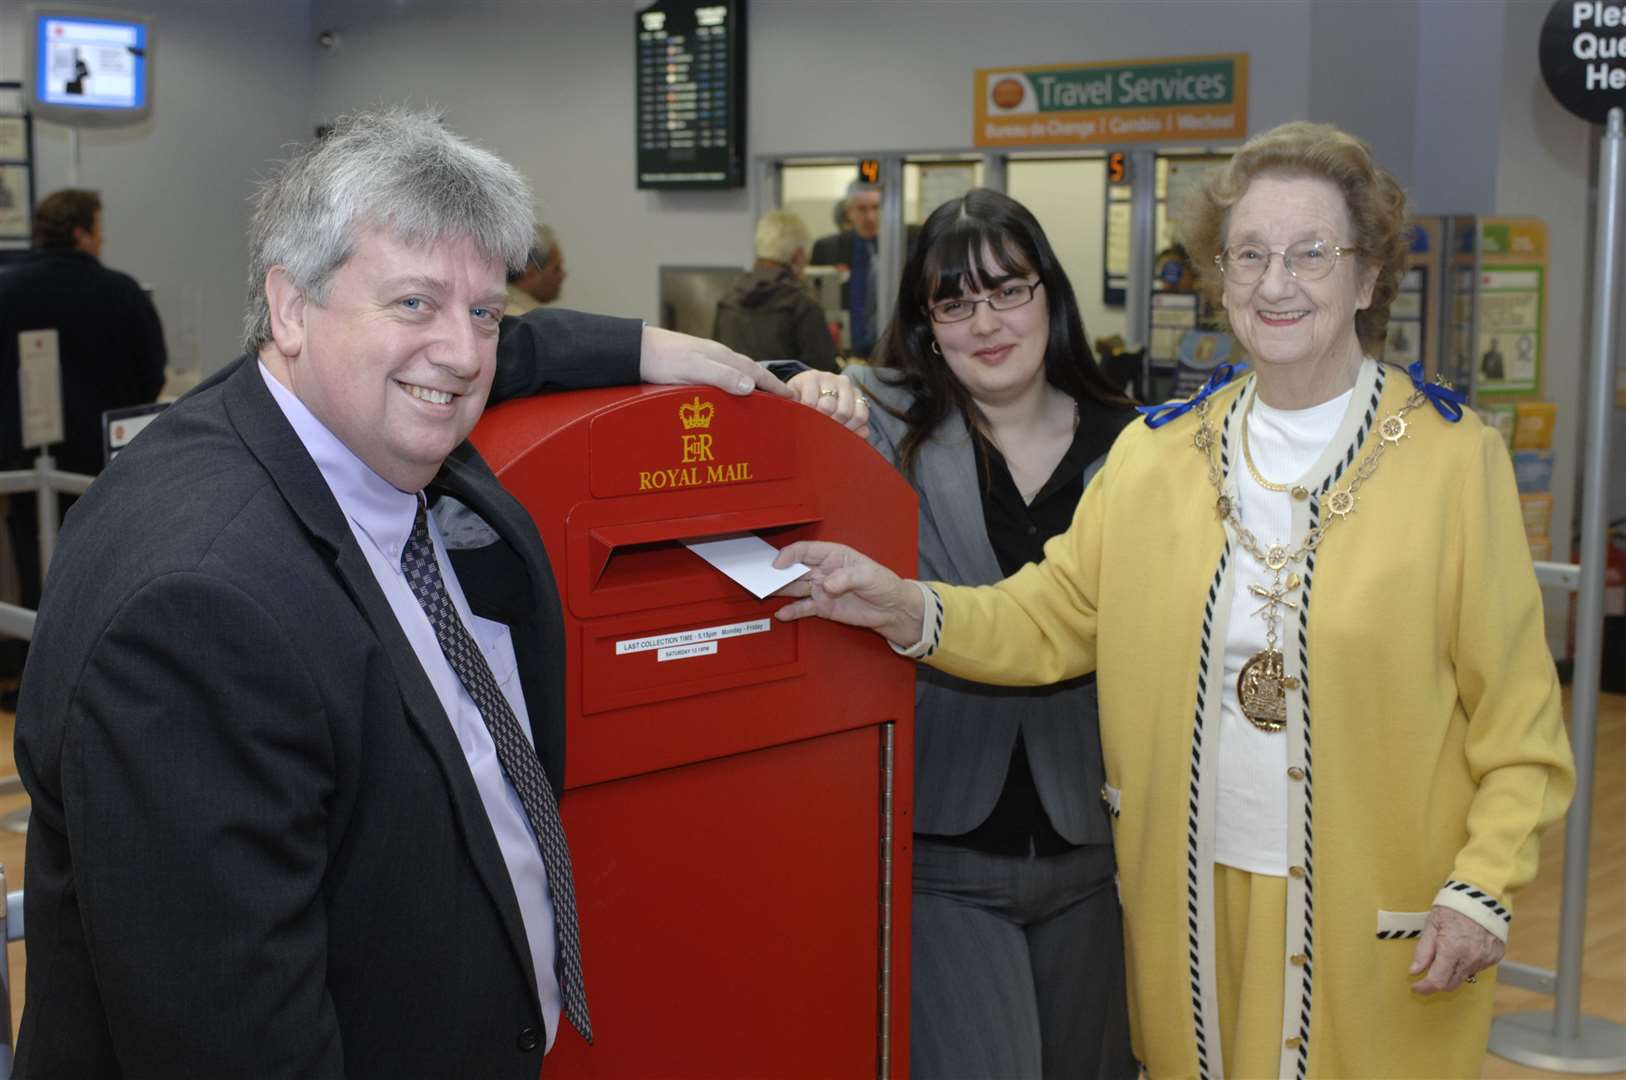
[
  {"xmin": 13, "ymin": 309, "xmax": 641, "ymax": 1079},
  {"xmin": 807, "ymin": 228, "xmax": 922, "ymax": 319},
  {"xmin": 0, "ymin": 249, "xmax": 167, "ymax": 474},
  {"xmin": 850, "ymin": 365, "xmax": 1119, "ymax": 845}
]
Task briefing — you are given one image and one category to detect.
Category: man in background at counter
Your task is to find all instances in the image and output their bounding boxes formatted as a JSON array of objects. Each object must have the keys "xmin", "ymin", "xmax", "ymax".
[
  {"xmin": 506, "ymin": 222, "xmax": 566, "ymax": 315},
  {"xmin": 714, "ymin": 210, "xmax": 839, "ymax": 372},
  {"xmin": 810, "ymin": 180, "xmax": 884, "ymax": 358},
  {"xmin": 13, "ymin": 107, "xmax": 801, "ymax": 1080},
  {"xmin": 0, "ymin": 188, "xmax": 167, "ymax": 697}
]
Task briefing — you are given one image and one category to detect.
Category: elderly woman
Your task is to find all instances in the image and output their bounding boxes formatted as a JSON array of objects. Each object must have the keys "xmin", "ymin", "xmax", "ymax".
[{"xmin": 773, "ymin": 122, "xmax": 1575, "ymax": 1079}]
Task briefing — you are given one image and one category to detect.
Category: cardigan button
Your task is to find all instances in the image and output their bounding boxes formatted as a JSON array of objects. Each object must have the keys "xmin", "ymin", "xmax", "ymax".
[
  {"xmin": 1288, "ymin": 865, "xmax": 1306, "ymax": 879},
  {"xmin": 517, "ymin": 1026, "xmax": 541, "ymax": 1052}
]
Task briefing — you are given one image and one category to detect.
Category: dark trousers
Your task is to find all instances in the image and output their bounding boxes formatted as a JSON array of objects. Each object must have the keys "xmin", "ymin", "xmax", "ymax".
[{"xmin": 910, "ymin": 839, "xmax": 1135, "ymax": 1080}]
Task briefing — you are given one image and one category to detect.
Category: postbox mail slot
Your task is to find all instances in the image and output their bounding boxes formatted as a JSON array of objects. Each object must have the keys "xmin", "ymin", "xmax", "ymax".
[
  {"xmin": 579, "ymin": 596, "xmax": 801, "ymax": 716},
  {"xmin": 568, "ymin": 500, "xmax": 818, "ymax": 618},
  {"xmin": 586, "ymin": 505, "xmax": 818, "ymax": 591}
]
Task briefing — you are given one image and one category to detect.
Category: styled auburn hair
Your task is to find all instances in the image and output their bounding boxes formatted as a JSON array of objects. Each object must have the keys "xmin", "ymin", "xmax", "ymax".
[
  {"xmin": 871, "ymin": 187, "xmax": 1131, "ymax": 476},
  {"xmin": 1183, "ymin": 121, "xmax": 1411, "ymax": 356}
]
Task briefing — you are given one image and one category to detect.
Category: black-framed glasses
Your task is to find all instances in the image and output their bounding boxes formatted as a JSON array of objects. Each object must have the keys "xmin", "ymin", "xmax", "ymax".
[
  {"xmin": 926, "ymin": 281, "xmax": 1043, "ymax": 324},
  {"xmin": 1216, "ymin": 239, "xmax": 1357, "ymax": 285}
]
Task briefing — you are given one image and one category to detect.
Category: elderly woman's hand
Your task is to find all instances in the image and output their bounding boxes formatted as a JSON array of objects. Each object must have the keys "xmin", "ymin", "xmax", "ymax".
[
  {"xmin": 772, "ymin": 541, "xmax": 920, "ymax": 647},
  {"xmin": 1409, "ymin": 905, "xmax": 1504, "ymax": 994},
  {"xmin": 786, "ymin": 370, "xmax": 871, "ymax": 439}
]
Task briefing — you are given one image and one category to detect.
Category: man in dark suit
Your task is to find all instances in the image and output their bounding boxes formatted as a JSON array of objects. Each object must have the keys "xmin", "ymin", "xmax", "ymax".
[
  {"xmin": 12, "ymin": 108, "xmax": 790, "ymax": 1079},
  {"xmin": 0, "ymin": 189, "xmax": 167, "ymax": 687}
]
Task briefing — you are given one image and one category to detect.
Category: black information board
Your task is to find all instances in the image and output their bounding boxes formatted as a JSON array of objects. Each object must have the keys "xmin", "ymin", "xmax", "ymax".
[{"xmin": 636, "ymin": 0, "xmax": 746, "ymax": 190}]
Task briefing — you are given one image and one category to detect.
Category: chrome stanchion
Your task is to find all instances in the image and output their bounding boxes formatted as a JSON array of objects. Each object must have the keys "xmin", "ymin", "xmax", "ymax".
[{"xmin": 1488, "ymin": 105, "xmax": 1626, "ymax": 1075}]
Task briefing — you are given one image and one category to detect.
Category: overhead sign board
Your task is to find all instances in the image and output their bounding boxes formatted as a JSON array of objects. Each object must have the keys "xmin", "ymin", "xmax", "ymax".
[
  {"xmin": 974, "ymin": 54, "xmax": 1248, "ymax": 148},
  {"xmin": 1540, "ymin": 0, "xmax": 1626, "ymax": 122}
]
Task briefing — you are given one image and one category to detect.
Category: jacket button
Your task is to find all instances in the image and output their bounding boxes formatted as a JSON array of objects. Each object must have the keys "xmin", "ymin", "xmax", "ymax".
[
  {"xmin": 1285, "ymin": 1035, "xmax": 1303, "ymax": 1049},
  {"xmin": 1288, "ymin": 865, "xmax": 1306, "ymax": 879},
  {"xmin": 517, "ymin": 1026, "xmax": 541, "ymax": 1052},
  {"xmin": 1289, "ymin": 953, "xmax": 1307, "ymax": 966},
  {"xmin": 1287, "ymin": 766, "xmax": 1305, "ymax": 781}
]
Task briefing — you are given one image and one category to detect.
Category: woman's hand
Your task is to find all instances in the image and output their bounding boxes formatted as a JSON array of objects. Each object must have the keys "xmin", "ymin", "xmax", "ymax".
[
  {"xmin": 1409, "ymin": 905, "xmax": 1504, "ymax": 994},
  {"xmin": 786, "ymin": 370, "xmax": 870, "ymax": 439},
  {"xmin": 773, "ymin": 541, "xmax": 922, "ymax": 648}
]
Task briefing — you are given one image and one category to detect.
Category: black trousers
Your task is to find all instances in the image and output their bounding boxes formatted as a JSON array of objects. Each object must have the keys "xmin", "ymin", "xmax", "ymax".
[{"xmin": 910, "ymin": 839, "xmax": 1136, "ymax": 1080}]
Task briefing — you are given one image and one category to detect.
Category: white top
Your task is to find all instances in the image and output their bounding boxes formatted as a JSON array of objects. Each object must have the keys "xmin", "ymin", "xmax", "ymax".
[
  {"xmin": 1215, "ymin": 386, "xmax": 1352, "ymax": 875},
  {"xmin": 260, "ymin": 364, "xmax": 563, "ymax": 1051}
]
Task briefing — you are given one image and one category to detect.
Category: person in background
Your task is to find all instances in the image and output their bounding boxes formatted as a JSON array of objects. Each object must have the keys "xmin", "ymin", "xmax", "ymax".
[
  {"xmin": 810, "ymin": 180, "xmax": 884, "ymax": 358},
  {"xmin": 0, "ymin": 188, "xmax": 167, "ymax": 698},
  {"xmin": 843, "ymin": 187, "xmax": 1136, "ymax": 1079},
  {"xmin": 506, "ymin": 222, "xmax": 566, "ymax": 315},
  {"xmin": 713, "ymin": 209, "xmax": 838, "ymax": 373},
  {"xmin": 772, "ymin": 122, "xmax": 1575, "ymax": 1078},
  {"xmin": 11, "ymin": 107, "xmax": 861, "ymax": 1079}
]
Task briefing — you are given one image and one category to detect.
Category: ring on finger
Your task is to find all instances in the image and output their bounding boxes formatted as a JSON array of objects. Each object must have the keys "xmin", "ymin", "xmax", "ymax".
[
  {"xmin": 1465, "ymin": 974, "xmax": 1478, "ymax": 984},
  {"xmin": 818, "ymin": 388, "xmax": 839, "ymax": 398},
  {"xmin": 857, "ymin": 395, "xmax": 870, "ymax": 406}
]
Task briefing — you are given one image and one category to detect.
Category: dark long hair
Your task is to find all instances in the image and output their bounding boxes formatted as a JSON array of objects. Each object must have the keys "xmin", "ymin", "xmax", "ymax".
[{"xmin": 872, "ymin": 187, "xmax": 1132, "ymax": 476}]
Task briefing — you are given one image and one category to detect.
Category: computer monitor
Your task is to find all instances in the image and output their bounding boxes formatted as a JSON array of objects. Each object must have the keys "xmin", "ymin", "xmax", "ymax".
[{"xmin": 24, "ymin": 6, "xmax": 154, "ymax": 127}]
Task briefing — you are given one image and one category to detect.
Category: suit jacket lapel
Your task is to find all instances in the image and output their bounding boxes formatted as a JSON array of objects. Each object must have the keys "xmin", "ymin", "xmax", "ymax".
[
  {"xmin": 916, "ymin": 411, "xmax": 1005, "ymax": 585},
  {"xmin": 221, "ymin": 358, "xmax": 545, "ymax": 1013}
]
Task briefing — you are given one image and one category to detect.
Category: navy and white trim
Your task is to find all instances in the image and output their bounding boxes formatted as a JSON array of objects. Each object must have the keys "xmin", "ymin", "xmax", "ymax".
[
  {"xmin": 1433, "ymin": 878, "xmax": 1514, "ymax": 943},
  {"xmin": 892, "ymin": 581, "xmax": 945, "ymax": 660}
]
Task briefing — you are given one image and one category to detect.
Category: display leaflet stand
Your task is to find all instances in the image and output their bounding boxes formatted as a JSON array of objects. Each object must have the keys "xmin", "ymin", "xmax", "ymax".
[{"xmin": 1487, "ymin": 106, "xmax": 1626, "ymax": 1076}]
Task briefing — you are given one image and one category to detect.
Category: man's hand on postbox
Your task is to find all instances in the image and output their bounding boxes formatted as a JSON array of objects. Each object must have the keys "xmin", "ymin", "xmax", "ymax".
[
  {"xmin": 784, "ymin": 370, "xmax": 871, "ymax": 440},
  {"xmin": 639, "ymin": 326, "xmax": 794, "ymax": 398},
  {"xmin": 772, "ymin": 541, "xmax": 923, "ymax": 649}
]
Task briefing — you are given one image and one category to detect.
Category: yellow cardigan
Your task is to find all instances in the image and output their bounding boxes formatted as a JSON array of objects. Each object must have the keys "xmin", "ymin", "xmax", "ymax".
[{"xmin": 925, "ymin": 361, "xmax": 1575, "ymax": 1079}]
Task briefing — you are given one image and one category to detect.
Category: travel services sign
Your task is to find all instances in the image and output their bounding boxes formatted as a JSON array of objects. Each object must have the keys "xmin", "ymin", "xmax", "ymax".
[{"xmin": 974, "ymin": 54, "xmax": 1249, "ymax": 148}]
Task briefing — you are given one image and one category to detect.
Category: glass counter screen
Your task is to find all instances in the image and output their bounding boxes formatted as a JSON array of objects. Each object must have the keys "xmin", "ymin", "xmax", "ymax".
[{"xmin": 36, "ymin": 14, "xmax": 148, "ymax": 112}]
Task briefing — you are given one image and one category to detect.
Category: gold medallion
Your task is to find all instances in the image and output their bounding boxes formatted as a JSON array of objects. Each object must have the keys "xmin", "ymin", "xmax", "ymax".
[
  {"xmin": 1380, "ymin": 414, "xmax": 1408, "ymax": 443},
  {"xmin": 1193, "ymin": 426, "xmax": 1213, "ymax": 452},
  {"xmin": 1264, "ymin": 544, "xmax": 1289, "ymax": 571},
  {"xmin": 1238, "ymin": 649, "xmax": 1289, "ymax": 732},
  {"xmin": 1325, "ymin": 489, "xmax": 1356, "ymax": 518}
]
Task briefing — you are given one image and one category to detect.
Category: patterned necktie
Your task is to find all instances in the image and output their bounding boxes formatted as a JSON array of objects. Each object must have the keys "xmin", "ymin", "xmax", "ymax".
[{"xmin": 401, "ymin": 497, "xmax": 592, "ymax": 1044}]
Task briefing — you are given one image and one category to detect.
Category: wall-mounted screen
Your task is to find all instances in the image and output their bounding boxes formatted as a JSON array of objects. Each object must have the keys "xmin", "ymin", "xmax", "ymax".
[
  {"xmin": 26, "ymin": 6, "xmax": 154, "ymax": 127},
  {"xmin": 636, "ymin": 0, "xmax": 746, "ymax": 190}
]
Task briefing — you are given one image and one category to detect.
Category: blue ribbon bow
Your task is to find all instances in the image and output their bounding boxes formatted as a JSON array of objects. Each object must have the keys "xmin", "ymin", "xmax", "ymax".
[
  {"xmin": 1406, "ymin": 361, "xmax": 1467, "ymax": 422},
  {"xmin": 1137, "ymin": 363, "xmax": 1248, "ymax": 429}
]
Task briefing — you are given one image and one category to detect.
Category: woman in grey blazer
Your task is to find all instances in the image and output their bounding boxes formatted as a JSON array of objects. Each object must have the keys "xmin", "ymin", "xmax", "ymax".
[{"xmin": 852, "ymin": 189, "xmax": 1138, "ymax": 1079}]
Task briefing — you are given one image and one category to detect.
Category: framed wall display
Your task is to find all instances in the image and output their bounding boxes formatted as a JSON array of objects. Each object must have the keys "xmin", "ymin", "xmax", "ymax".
[
  {"xmin": 1472, "ymin": 217, "xmax": 1547, "ymax": 399},
  {"xmin": 0, "ymin": 163, "xmax": 32, "ymax": 244},
  {"xmin": 636, "ymin": 0, "xmax": 746, "ymax": 190},
  {"xmin": 0, "ymin": 115, "xmax": 27, "ymax": 159}
]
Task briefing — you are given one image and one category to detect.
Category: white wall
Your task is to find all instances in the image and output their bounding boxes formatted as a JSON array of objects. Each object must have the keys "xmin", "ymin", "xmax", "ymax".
[
  {"xmin": 0, "ymin": 0, "xmax": 316, "ymax": 376},
  {"xmin": 306, "ymin": 0, "xmax": 1316, "ymax": 325}
]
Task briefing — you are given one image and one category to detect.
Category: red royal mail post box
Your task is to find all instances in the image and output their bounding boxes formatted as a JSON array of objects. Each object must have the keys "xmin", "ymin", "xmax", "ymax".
[{"xmin": 470, "ymin": 385, "xmax": 917, "ymax": 1079}]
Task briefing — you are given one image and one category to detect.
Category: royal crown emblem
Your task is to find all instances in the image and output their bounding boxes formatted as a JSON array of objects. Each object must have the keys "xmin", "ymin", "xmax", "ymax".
[{"xmin": 679, "ymin": 396, "xmax": 715, "ymax": 430}]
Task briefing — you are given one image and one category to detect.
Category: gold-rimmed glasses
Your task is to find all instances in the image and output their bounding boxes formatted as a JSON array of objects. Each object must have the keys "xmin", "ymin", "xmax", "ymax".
[{"xmin": 1216, "ymin": 239, "xmax": 1357, "ymax": 285}]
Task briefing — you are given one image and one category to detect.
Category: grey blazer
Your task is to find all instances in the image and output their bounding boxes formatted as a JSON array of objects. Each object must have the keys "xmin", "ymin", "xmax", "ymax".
[{"xmin": 850, "ymin": 365, "xmax": 1116, "ymax": 845}]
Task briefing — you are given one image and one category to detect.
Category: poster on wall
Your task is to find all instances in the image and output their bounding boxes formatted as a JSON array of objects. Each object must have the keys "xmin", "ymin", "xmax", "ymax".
[
  {"xmin": 974, "ymin": 54, "xmax": 1248, "ymax": 149},
  {"xmin": 0, "ymin": 116, "xmax": 27, "ymax": 160},
  {"xmin": 0, "ymin": 164, "xmax": 32, "ymax": 243},
  {"xmin": 1473, "ymin": 218, "xmax": 1547, "ymax": 398}
]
